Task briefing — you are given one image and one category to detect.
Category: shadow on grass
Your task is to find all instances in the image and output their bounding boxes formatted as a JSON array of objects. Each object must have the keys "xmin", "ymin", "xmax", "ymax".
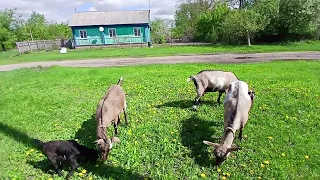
[
  {"xmin": 27, "ymin": 159, "xmax": 151, "ymax": 180},
  {"xmin": 156, "ymin": 99, "xmax": 220, "ymax": 109},
  {"xmin": 0, "ymin": 122, "xmax": 148, "ymax": 179},
  {"xmin": 180, "ymin": 114, "xmax": 220, "ymax": 167},
  {"xmin": 0, "ymin": 122, "xmax": 36, "ymax": 148}
]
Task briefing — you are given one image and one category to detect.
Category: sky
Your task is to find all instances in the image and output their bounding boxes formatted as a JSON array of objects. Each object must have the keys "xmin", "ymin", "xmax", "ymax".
[{"xmin": 0, "ymin": 0, "xmax": 178, "ymax": 23}]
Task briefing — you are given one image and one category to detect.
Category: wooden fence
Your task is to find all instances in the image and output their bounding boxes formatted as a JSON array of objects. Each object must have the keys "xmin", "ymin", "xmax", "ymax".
[{"xmin": 15, "ymin": 39, "xmax": 65, "ymax": 55}]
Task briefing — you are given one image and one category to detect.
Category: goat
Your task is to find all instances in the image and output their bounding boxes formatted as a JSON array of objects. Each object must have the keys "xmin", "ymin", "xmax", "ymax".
[
  {"xmin": 34, "ymin": 139, "xmax": 98, "ymax": 179},
  {"xmin": 203, "ymin": 80, "xmax": 255, "ymax": 166},
  {"xmin": 188, "ymin": 70, "xmax": 239, "ymax": 110},
  {"xmin": 94, "ymin": 77, "xmax": 128, "ymax": 161}
]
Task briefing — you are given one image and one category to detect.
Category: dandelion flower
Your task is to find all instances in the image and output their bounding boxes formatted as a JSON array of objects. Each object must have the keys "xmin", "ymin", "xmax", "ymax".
[
  {"xmin": 82, "ymin": 169, "xmax": 87, "ymax": 174},
  {"xmin": 220, "ymin": 176, "xmax": 227, "ymax": 180},
  {"xmin": 170, "ymin": 131, "xmax": 174, "ymax": 134},
  {"xmin": 268, "ymin": 136, "xmax": 273, "ymax": 140},
  {"xmin": 264, "ymin": 160, "xmax": 270, "ymax": 165},
  {"xmin": 89, "ymin": 177, "xmax": 93, "ymax": 180},
  {"xmin": 250, "ymin": 170, "xmax": 254, "ymax": 174},
  {"xmin": 261, "ymin": 164, "xmax": 265, "ymax": 168},
  {"xmin": 78, "ymin": 172, "xmax": 84, "ymax": 177},
  {"xmin": 281, "ymin": 153, "xmax": 286, "ymax": 157},
  {"xmin": 30, "ymin": 149, "xmax": 35, "ymax": 152},
  {"xmin": 128, "ymin": 130, "xmax": 132, "ymax": 135},
  {"xmin": 305, "ymin": 155, "xmax": 310, "ymax": 159},
  {"xmin": 241, "ymin": 164, "xmax": 247, "ymax": 168},
  {"xmin": 226, "ymin": 172, "xmax": 231, "ymax": 177},
  {"xmin": 258, "ymin": 177, "xmax": 262, "ymax": 179},
  {"xmin": 200, "ymin": 173, "xmax": 206, "ymax": 178},
  {"xmin": 173, "ymin": 139, "xmax": 177, "ymax": 142},
  {"xmin": 285, "ymin": 115, "xmax": 289, "ymax": 119},
  {"xmin": 217, "ymin": 168, "xmax": 222, "ymax": 173},
  {"xmin": 48, "ymin": 178, "xmax": 53, "ymax": 180}
]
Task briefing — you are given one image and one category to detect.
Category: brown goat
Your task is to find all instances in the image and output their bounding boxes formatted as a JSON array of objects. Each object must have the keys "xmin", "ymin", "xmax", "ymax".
[
  {"xmin": 203, "ymin": 80, "xmax": 255, "ymax": 166},
  {"xmin": 94, "ymin": 77, "xmax": 128, "ymax": 161}
]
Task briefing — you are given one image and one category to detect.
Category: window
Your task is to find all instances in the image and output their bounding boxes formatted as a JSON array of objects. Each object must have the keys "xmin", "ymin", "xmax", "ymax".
[
  {"xmin": 134, "ymin": 27, "xmax": 141, "ymax": 37},
  {"xmin": 79, "ymin": 30, "xmax": 87, "ymax": 39},
  {"xmin": 109, "ymin": 28, "xmax": 116, "ymax": 37}
]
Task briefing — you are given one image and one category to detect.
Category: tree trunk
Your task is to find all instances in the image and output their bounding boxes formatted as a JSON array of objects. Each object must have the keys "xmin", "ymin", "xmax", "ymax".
[{"xmin": 247, "ymin": 31, "xmax": 251, "ymax": 46}]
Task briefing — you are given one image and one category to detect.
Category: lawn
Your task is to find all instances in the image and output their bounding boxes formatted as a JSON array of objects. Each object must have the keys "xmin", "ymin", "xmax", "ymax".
[
  {"xmin": 0, "ymin": 60, "xmax": 319, "ymax": 180},
  {"xmin": 0, "ymin": 41, "xmax": 320, "ymax": 65}
]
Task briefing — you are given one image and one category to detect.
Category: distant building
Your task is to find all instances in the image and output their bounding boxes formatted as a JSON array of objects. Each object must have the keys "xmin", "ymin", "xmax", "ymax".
[{"xmin": 69, "ymin": 10, "xmax": 151, "ymax": 47}]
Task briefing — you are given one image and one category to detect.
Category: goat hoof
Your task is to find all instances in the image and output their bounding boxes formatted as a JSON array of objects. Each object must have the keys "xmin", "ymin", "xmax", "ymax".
[{"xmin": 192, "ymin": 105, "xmax": 197, "ymax": 111}]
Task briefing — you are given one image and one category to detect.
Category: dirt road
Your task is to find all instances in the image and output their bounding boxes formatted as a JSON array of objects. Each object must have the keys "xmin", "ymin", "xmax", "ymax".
[{"xmin": 0, "ymin": 51, "xmax": 319, "ymax": 72}]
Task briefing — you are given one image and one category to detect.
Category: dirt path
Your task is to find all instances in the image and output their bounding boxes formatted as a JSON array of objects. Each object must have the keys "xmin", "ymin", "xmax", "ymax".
[{"xmin": 0, "ymin": 51, "xmax": 319, "ymax": 72}]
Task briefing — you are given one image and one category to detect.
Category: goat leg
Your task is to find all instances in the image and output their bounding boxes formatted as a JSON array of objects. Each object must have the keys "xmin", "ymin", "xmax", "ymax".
[
  {"xmin": 114, "ymin": 121, "xmax": 119, "ymax": 135},
  {"xmin": 217, "ymin": 91, "xmax": 224, "ymax": 105},
  {"xmin": 65, "ymin": 156, "xmax": 79, "ymax": 180},
  {"xmin": 47, "ymin": 153, "xmax": 64, "ymax": 177},
  {"xmin": 238, "ymin": 126, "xmax": 243, "ymax": 141},
  {"xmin": 124, "ymin": 108, "xmax": 128, "ymax": 125}
]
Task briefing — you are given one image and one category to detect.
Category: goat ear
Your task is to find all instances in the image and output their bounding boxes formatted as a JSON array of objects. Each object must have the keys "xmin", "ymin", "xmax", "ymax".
[
  {"xmin": 203, "ymin": 141, "xmax": 220, "ymax": 148},
  {"xmin": 111, "ymin": 137, "xmax": 121, "ymax": 143},
  {"xmin": 227, "ymin": 146, "xmax": 240, "ymax": 153}
]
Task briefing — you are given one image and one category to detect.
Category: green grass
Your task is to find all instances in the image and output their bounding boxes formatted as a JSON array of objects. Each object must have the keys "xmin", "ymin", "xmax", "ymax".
[
  {"xmin": 0, "ymin": 60, "xmax": 319, "ymax": 180},
  {"xmin": 0, "ymin": 41, "xmax": 320, "ymax": 65}
]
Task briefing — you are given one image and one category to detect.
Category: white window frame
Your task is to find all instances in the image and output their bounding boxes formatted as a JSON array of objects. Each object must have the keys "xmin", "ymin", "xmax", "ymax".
[
  {"xmin": 79, "ymin": 29, "xmax": 87, "ymax": 39},
  {"xmin": 108, "ymin": 28, "xmax": 116, "ymax": 37},
  {"xmin": 133, "ymin": 27, "xmax": 141, "ymax": 37}
]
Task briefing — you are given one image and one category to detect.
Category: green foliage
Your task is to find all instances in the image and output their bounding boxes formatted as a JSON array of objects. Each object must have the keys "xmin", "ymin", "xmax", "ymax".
[
  {"xmin": 0, "ymin": 61, "xmax": 319, "ymax": 179},
  {"xmin": 0, "ymin": 9, "xmax": 72, "ymax": 51},
  {"xmin": 150, "ymin": 19, "xmax": 170, "ymax": 44}
]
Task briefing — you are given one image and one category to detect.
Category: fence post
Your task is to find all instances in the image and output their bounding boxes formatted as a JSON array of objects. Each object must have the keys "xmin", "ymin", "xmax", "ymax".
[
  {"xmin": 36, "ymin": 41, "xmax": 39, "ymax": 52},
  {"xmin": 16, "ymin": 42, "xmax": 22, "ymax": 55},
  {"xmin": 27, "ymin": 41, "xmax": 32, "ymax": 52},
  {"xmin": 43, "ymin": 40, "xmax": 47, "ymax": 50}
]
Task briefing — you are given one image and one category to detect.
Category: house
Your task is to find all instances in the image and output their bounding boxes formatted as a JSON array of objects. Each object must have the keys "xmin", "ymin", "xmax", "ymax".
[{"xmin": 68, "ymin": 10, "xmax": 151, "ymax": 47}]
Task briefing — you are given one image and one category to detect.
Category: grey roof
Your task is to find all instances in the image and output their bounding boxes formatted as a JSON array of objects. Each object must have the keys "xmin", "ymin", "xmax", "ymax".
[{"xmin": 69, "ymin": 10, "xmax": 150, "ymax": 27}]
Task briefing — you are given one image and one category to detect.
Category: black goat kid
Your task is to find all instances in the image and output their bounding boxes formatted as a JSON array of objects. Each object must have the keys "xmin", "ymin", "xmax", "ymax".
[{"xmin": 34, "ymin": 139, "xmax": 98, "ymax": 179}]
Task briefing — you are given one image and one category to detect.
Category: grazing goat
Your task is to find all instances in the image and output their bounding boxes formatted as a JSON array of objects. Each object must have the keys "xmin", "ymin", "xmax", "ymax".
[
  {"xmin": 188, "ymin": 70, "xmax": 239, "ymax": 110},
  {"xmin": 34, "ymin": 139, "xmax": 98, "ymax": 179},
  {"xmin": 94, "ymin": 77, "xmax": 128, "ymax": 161},
  {"xmin": 203, "ymin": 80, "xmax": 255, "ymax": 166}
]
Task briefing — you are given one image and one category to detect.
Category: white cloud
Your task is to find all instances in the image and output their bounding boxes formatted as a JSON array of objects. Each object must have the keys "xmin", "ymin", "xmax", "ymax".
[
  {"xmin": 0, "ymin": 0, "xmax": 177, "ymax": 23},
  {"xmin": 88, "ymin": 6, "xmax": 97, "ymax": 12}
]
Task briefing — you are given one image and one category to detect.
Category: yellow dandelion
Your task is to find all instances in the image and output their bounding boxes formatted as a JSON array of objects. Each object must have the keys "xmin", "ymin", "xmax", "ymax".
[
  {"xmin": 78, "ymin": 172, "xmax": 84, "ymax": 177},
  {"xmin": 220, "ymin": 176, "xmax": 227, "ymax": 180},
  {"xmin": 258, "ymin": 177, "xmax": 262, "ymax": 179},
  {"xmin": 89, "ymin": 177, "xmax": 93, "ymax": 180},
  {"xmin": 217, "ymin": 168, "xmax": 222, "ymax": 173},
  {"xmin": 134, "ymin": 141, "xmax": 138, "ymax": 145},
  {"xmin": 285, "ymin": 115, "xmax": 289, "ymax": 119},
  {"xmin": 264, "ymin": 160, "xmax": 270, "ymax": 165},
  {"xmin": 200, "ymin": 173, "xmax": 206, "ymax": 178},
  {"xmin": 222, "ymin": 172, "xmax": 226, "ymax": 176},
  {"xmin": 268, "ymin": 136, "xmax": 273, "ymax": 140},
  {"xmin": 281, "ymin": 153, "xmax": 286, "ymax": 157},
  {"xmin": 128, "ymin": 130, "xmax": 132, "ymax": 135},
  {"xmin": 26, "ymin": 152, "xmax": 31, "ymax": 155},
  {"xmin": 261, "ymin": 164, "xmax": 265, "ymax": 168},
  {"xmin": 305, "ymin": 155, "xmax": 310, "ymax": 159},
  {"xmin": 226, "ymin": 172, "xmax": 231, "ymax": 177},
  {"xmin": 82, "ymin": 169, "xmax": 87, "ymax": 174},
  {"xmin": 30, "ymin": 149, "xmax": 35, "ymax": 152},
  {"xmin": 170, "ymin": 131, "xmax": 174, "ymax": 134},
  {"xmin": 48, "ymin": 178, "xmax": 53, "ymax": 180},
  {"xmin": 142, "ymin": 134, "xmax": 146, "ymax": 137},
  {"xmin": 173, "ymin": 139, "xmax": 177, "ymax": 142},
  {"xmin": 250, "ymin": 170, "xmax": 254, "ymax": 174}
]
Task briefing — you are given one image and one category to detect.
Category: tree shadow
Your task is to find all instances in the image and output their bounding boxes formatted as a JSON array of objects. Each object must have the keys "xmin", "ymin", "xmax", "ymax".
[
  {"xmin": 180, "ymin": 114, "xmax": 221, "ymax": 167},
  {"xmin": 0, "ymin": 122, "xmax": 148, "ymax": 179},
  {"xmin": 27, "ymin": 159, "xmax": 151, "ymax": 180},
  {"xmin": 0, "ymin": 122, "xmax": 37, "ymax": 148},
  {"xmin": 156, "ymin": 99, "xmax": 219, "ymax": 109}
]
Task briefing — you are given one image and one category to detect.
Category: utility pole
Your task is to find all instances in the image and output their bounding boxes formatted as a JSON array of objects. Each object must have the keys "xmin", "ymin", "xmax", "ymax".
[{"xmin": 30, "ymin": 29, "xmax": 34, "ymax": 41}]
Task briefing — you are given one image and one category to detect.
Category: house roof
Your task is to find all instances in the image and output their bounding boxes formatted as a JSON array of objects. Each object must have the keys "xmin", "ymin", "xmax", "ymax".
[{"xmin": 69, "ymin": 10, "xmax": 150, "ymax": 27}]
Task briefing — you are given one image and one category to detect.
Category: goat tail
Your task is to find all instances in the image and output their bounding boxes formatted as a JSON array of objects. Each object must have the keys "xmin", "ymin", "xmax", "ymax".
[
  {"xmin": 117, "ymin": 77, "xmax": 124, "ymax": 86},
  {"xmin": 34, "ymin": 139, "xmax": 44, "ymax": 148}
]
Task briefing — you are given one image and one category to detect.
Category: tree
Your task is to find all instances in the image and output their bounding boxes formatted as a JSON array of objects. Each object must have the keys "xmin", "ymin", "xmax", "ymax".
[{"xmin": 150, "ymin": 18, "xmax": 172, "ymax": 44}]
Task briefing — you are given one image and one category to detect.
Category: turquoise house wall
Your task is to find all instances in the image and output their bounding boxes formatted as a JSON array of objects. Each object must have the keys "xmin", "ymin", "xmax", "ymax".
[{"xmin": 72, "ymin": 24, "xmax": 150, "ymax": 46}]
